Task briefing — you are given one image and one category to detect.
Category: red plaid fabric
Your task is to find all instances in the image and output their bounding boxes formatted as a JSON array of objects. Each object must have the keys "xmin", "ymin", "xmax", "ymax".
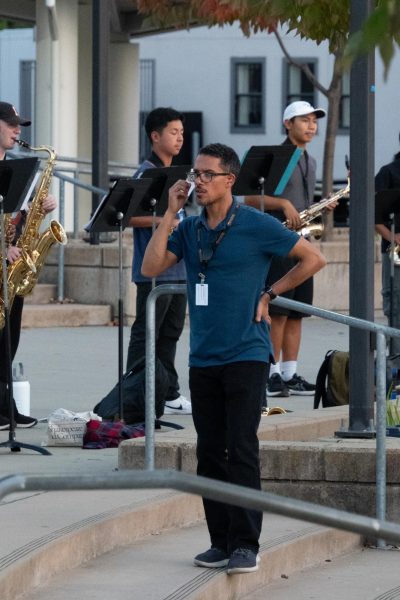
[{"xmin": 83, "ymin": 419, "xmax": 145, "ymax": 449}]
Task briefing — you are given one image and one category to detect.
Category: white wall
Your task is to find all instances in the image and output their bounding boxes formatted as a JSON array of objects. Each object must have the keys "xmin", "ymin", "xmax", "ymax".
[
  {"xmin": 138, "ymin": 24, "xmax": 400, "ymax": 179},
  {"xmin": 0, "ymin": 28, "xmax": 35, "ymax": 106},
  {"xmin": 2, "ymin": 24, "xmax": 399, "ymax": 184}
]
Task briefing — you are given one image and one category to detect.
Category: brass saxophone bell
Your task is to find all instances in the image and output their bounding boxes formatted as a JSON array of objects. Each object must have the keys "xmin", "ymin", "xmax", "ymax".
[
  {"xmin": 300, "ymin": 223, "xmax": 324, "ymax": 240},
  {"xmin": 388, "ymin": 244, "xmax": 400, "ymax": 266},
  {"xmin": 261, "ymin": 406, "xmax": 287, "ymax": 416}
]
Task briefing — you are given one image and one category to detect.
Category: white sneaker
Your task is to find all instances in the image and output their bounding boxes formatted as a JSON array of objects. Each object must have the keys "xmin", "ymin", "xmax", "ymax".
[{"xmin": 164, "ymin": 395, "xmax": 192, "ymax": 415}]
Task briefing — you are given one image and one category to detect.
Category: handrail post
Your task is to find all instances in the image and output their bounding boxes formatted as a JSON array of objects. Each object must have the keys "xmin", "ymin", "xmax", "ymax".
[
  {"xmin": 375, "ymin": 330, "xmax": 387, "ymax": 548},
  {"xmin": 73, "ymin": 168, "xmax": 79, "ymax": 239},
  {"xmin": 57, "ymin": 178, "xmax": 65, "ymax": 301},
  {"xmin": 145, "ymin": 284, "xmax": 187, "ymax": 470}
]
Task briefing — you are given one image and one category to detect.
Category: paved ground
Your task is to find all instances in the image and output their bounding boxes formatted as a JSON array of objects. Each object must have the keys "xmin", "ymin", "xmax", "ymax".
[
  {"xmin": 1, "ymin": 316, "xmax": 349, "ymax": 472},
  {"xmin": 3, "ymin": 316, "xmax": 399, "ymax": 600},
  {"xmin": 14, "ymin": 315, "xmax": 350, "ymax": 422}
]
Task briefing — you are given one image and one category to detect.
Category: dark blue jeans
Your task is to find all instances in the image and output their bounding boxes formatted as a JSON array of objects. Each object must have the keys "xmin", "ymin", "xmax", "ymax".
[
  {"xmin": 126, "ymin": 282, "xmax": 187, "ymax": 401},
  {"xmin": 189, "ymin": 361, "xmax": 269, "ymax": 554}
]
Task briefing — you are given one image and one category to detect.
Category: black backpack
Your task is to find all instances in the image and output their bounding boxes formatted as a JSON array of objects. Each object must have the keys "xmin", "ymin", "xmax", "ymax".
[
  {"xmin": 314, "ymin": 350, "xmax": 349, "ymax": 408},
  {"xmin": 94, "ymin": 358, "xmax": 171, "ymax": 424}
]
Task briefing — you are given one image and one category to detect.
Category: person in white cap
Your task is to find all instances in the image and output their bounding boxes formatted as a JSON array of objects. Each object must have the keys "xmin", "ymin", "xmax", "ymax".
[{"xmin": 246, "ymin": 100, "xmax": 328, "ymax": 399}]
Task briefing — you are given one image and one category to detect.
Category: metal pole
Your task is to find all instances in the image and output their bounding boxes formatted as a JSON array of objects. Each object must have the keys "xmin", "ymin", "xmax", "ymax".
[
  {"xmin": 346, "ymin": 0, "xmax": 375, "ymax": 437},
  {"xmin": 145, "ymin": 284, "xmax": 187, "ymax": 469},
  {"xmin": 57, "ymin": 178, "xmax": 65, "ymax": 301},
  {"xmin": 117, "ymin": 213, "xmax": 124, "ymax": 421},
  {"xmin": 73, "ymin": 168, "xmax": 79, "ymax": 239},
  {"xmin": 145, "ymin": 286, "xmax": 157, "ymax": 470},
  {"xmin": 91, "ymin": 0, "xmax": 109, "ymax": 245},
  {"xmin": 375, "ymin": 330, "xmax": 387, "ymax": 548}
]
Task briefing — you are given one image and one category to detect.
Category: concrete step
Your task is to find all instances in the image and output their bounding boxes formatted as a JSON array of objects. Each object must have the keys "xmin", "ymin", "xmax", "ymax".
[
  {"xmin": 24, "ymin": 283, "xmax": 57, "ymax": 305},
  {"xmin": 21, "ymin": 303, "xmax": 112, "ymax": 328},
  {"xmin": 243, "ymin": 545, "xmax": 400, "ymax": 600},
  {"xmin": 0, "ymin": 489, "xmax": 360, "ymax": 600}
]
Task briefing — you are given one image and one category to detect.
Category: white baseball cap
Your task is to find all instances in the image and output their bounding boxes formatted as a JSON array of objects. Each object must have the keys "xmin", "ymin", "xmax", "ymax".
[{"xmin": 283, "ymin": 101, "xmax": 326, "ymax": 123}]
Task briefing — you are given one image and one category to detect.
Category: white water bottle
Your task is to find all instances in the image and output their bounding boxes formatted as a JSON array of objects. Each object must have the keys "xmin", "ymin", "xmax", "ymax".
[{"xmin": 12, "ymin": 362, "xmax": 30, "ymax": 416}]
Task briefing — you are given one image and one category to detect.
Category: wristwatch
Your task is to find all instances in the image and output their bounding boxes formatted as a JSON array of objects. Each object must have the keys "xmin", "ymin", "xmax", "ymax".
[{"xmin": 264, "ymin": 286, "xmax": 277, "ymax": 301}]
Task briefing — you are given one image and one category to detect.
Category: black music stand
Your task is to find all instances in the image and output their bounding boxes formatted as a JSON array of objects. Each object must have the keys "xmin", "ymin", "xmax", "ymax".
[
  {"xmin": 140, "ymin": 165, "xmax": 192, "ymax": 215},
  {"xmin": 135, "ymin": 166, "xmax": 192, "ymax": 290},
  {"xmin": 232, "ymin": 145, "xmax": 302, "ymax": 205},
  {"xmin": 85, "ymin": 177, "xmax": 154, "ymax": 420},
  {"xmin": 375, "ymin": 188, "xmax": 400, "ymax": 358},
  {"xmin": 0, "ymin": 158, "xmax": 48, "ymax": 454}
]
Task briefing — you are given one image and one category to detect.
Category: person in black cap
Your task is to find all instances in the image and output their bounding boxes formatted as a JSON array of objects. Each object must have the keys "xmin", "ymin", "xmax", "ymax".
[
  {"xmin": 0, "ymin": 101, "xmax": 57, "ymax": 430},
  {"xmin": 375, "ymin": 136, "xmax": 400, "ymax": 357}
]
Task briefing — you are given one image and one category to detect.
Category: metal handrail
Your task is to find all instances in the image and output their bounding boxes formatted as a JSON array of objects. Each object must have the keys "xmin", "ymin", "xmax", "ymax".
[
  {"xmin": 1, "ymin": 469, "xmax": 400, "ymax": 545},
  {"xmin": 0, "ymin": 288, "xmax": 398, "ymax": 554},
  {"xmin": 145, "ymin": 285, "xmax": 400, "ymax": 549}
]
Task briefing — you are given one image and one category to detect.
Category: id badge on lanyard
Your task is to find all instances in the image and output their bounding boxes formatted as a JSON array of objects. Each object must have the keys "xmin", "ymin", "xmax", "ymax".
[{"xmin": 195, "ymin": 203, "xmax": 239, "ymax": 306}]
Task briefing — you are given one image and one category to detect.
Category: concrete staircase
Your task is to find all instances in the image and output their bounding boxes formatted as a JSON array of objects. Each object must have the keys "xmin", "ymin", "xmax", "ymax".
[{"xmin": 22, "ymin": 283, "xmax": 112, "ymax": 328}]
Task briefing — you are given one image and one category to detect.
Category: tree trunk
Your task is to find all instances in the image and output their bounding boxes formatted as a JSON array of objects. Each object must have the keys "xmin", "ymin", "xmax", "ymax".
[{"xmin": 321, "ymin": 51, "xmax": 344, "ymax": 240}]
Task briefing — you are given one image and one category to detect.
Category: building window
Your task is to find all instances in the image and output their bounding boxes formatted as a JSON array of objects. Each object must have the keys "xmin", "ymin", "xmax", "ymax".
[
  {"xmin": 339, "ymin": 72, "xmax": 350, "ymax": 130},
  {"xmin": 284, "ymin": 59, "xmax": 317, "ymax": 108},
  {"xmin": 231, "ymin": 58, "xmax": 265, "ymax": 133}
]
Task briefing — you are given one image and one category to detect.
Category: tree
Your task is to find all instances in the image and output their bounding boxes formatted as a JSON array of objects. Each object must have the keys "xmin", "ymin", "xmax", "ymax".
[
  {"xmin": 345, "ymin": 0, "xmax": 400, "ymax": 78},
  {"xmin": 136, "ymin": 0, "xmax": 398, "ymax": 236}
]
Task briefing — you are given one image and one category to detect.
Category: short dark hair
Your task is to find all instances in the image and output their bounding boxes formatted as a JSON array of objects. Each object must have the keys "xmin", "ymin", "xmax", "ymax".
[
  {"xmin": 198, "ymin": 143, "xmax": 241, "ymax": 177},
  {"xmin": 145, "ymin": 107, "xmax": 184, "ymax": 141}
]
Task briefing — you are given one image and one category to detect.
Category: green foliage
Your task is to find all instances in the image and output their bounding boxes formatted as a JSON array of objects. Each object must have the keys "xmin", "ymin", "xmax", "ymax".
[
  {"xmin": 138, "ymin": 0, "xmax": 400, "ymax": 72},
  {"xmin": 138, "ymin": 0, "xmax": 350, "ymax": 52},
  {"xmin": 345, "ymin": 0, "xmax": 400, "ymax": 77},
  {"xmin": 0, "ymin": 19, "xmax": 32, "ymax": 31}
]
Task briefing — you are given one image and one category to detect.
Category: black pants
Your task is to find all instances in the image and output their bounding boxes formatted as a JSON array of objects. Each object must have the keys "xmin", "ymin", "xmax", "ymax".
[
  {"xmin": 189, "ymin": 361, "xmax": 269, "ymax": 554},
  {"xmin": 0, "ymin": 296, "xmax": 24, "ymax": 415},
  {"xmin": 126, "ymin": 282, "xmax": 187, "ymax": 402}
]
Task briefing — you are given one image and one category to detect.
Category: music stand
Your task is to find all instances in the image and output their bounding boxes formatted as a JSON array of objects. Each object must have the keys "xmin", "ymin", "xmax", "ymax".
[
  {"xmin": 134, "ymin": 166, "xmax": 192, "ymax": 293},
  {"xmin": 375, "ymin": 188, "xmax": 400, "ymax": 357},
  {"xmin": 85, "ymin": 177, "xmax": 154, "ymax": 420},
  {"xmin": 232, "ymin": 145, "xmax": 302, "ymax": 206},
  {"xmin": 0, "ymin": 158, "xmax": 49, "ymax": 454},
  {"xmin": 140, "ymin": 165, "xmax": 192, "ymax": 214}
]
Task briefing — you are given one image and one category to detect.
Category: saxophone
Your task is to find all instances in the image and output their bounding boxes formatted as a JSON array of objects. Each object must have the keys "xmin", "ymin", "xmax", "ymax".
[
  {"xmin": 284, "ymin": 179, "xmax": 350, "ymax": 239},
  {"xmin": 0, "ymin": 141, "xmax": 67, "ymax": 327}
]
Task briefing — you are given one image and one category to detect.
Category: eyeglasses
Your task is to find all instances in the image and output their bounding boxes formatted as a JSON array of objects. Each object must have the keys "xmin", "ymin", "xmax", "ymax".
[{"xmin": 186, "ymin": 169, "xmax": 231, "ymax": 183}]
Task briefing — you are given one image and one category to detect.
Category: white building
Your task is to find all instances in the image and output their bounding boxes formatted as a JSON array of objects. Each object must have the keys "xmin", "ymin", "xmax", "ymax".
[
  {"xmin": 137, "ymin": 23, "xmax": 400, "ymax": 181},
  {"xmin": 1, "ymin": 17, "xmax": 399, "ymax": 226}
]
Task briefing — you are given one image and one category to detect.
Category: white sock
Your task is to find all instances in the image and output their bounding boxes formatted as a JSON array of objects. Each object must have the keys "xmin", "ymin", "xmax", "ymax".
[
  {"xmin": 281, "ymin": 361, "xmax": 297, "ymax": 382},
  {"xmin": 269, "ymin": 362, "xmax": 281, "ymax": 376}
]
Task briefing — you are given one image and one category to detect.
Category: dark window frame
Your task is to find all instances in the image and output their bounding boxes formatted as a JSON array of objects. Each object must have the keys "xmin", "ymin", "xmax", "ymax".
[
  {"xmin": 338, "ymin": 71, "xmax": 350, "ymax": 133},
  {"xmin": 230, "ymin": 57, "xmax": 265, "ymax": 134},
  {"xmin": 283, "ymin": 57, "xmax": 318, "ymax": 109}
]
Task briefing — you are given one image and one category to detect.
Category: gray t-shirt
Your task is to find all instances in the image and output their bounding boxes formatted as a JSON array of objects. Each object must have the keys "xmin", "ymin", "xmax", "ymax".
[{"xmin": 279, "ymin": 151, "xmax": 317, "ymax": 213}]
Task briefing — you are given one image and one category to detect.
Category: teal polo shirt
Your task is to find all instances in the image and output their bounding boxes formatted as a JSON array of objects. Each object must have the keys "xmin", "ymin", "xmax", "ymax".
[{"xmin": 167, "ymin": 201, "xmax": 299, "ymax": 367}]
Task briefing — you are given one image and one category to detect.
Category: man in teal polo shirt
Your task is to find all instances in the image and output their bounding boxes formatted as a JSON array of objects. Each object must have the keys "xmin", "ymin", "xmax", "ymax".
[{"xmin": 142, "ymin": 143, "xmax": 326, "ymax": 575}]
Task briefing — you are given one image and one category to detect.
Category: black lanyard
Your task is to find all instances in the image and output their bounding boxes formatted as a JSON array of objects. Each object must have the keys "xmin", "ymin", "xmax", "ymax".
[{"xmin": 197, "ymin": 203, "xmax": 239, "ymax": 282}]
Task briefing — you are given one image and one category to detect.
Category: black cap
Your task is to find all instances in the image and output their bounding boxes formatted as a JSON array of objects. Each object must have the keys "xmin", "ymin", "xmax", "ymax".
[{"xmin": 0, "ymin": 102, "xmax": 31, "ymax": 127}]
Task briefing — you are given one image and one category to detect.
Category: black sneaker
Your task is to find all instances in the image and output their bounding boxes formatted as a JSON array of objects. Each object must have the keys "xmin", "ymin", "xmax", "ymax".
[
  {"xmin": 285, "ymin": 373, "xmax": 316, "ymax": 396},
  {"xmin": 266, "ymin": 373, "xmax": 290, "ymax": 397},
  {"xmin": 227, "ymin": 548, "xmax": 260, "ymax": 574},
  {"xmin": 193, "ymin": 547, "xmax": 229, "ymax": 568},
  {"xmin": 15, "ymin": 414, "xmax": 38, "ymax": 428},
  {"xmin": 0, "ymin": 415, "xmax": 10, "ymax": 431}
]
